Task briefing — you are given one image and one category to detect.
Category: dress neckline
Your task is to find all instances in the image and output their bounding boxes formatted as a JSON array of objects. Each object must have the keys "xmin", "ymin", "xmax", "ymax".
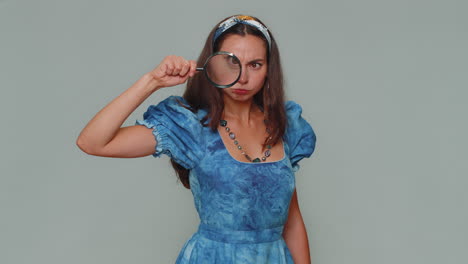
[{"xmin": 215, "ymin": 128, "xmax": 287, "ymax": 165}]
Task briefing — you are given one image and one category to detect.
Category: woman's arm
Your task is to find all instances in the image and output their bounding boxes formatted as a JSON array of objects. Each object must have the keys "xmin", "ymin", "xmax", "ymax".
[
  {"xmin": 76, "ymin": 56, "xmax": 197, "ymax": 158},
  {"xmin": 76, "ymin": 73, "xmax": 159, "ymax": 157},
  {"xmin": 282, "ymin": 189, "xmax": 312, "ymax": 264}
]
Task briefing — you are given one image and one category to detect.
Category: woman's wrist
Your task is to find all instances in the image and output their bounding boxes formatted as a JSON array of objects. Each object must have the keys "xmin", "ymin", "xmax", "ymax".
[{"xmin": 140, "ymin": 72, "xmax": 162, "ymax": 93}]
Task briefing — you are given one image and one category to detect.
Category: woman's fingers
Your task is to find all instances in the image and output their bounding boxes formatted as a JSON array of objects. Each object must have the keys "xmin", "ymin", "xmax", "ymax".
[
  {"xmin": 179, "ymin": 60, "xmax": 190, "ymax": 77},
  {"xmin": 149, "ymin": 56, "xmax": 199, "ymax": 89},
  {"xmin": 172, "ymin": 61, "xmax": 181, "ymax": 75},
  {"xmin": 162, "ymin": 56, "xmax": 186, "ymax": 76},
  {"xmin": 189, "ymin": 60, "xmax": 198, "ymax": 77},
  {"xmin": 165, "ymin": 58, "xmax": 175, "ymax": 75}
]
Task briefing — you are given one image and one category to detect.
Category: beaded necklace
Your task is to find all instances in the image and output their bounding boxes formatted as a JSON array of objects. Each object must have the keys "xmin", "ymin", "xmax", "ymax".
[{"xmin": 219, "ymin": 119, "xmax": 272, "ymax": 163}]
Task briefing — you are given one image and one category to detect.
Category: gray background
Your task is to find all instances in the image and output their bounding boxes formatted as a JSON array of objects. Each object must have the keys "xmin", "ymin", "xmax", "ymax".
[{"xmin": 1, "ymin": 0, "xmax": 467, "ymax": 263}]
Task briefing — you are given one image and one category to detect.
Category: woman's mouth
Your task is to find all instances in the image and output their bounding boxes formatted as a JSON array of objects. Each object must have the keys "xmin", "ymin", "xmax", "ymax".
[{"xmin": 233, "ymin": 89, "xmax": 249, "ymax": 95}]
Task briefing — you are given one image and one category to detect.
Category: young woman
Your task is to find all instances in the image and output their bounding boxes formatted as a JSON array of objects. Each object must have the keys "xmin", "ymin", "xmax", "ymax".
[{"xmin": 77, "ymin": 14, "xmax": 317, "ymax": 264}]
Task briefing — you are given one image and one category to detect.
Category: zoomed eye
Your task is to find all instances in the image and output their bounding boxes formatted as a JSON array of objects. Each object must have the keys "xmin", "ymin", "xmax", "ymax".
[{"xmin": 228, "ymin": 56, "xmax": 239, "ymax": 65}]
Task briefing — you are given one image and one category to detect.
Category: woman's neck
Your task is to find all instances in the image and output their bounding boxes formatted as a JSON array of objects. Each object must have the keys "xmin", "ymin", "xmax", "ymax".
[{"xmin": 222, "ymin": 96, "xmax": 263, "ymax": 125}]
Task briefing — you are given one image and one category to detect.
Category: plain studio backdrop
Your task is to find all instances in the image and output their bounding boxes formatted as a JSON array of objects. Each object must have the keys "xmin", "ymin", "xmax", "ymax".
[{"xmin": 1, "ymin": 0, "xmax": 467, "ymax": 263}]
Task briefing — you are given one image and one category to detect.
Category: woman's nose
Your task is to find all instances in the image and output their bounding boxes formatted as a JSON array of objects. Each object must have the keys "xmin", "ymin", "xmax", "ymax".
[{"xmin": 238, "ymin": 68, "xmax": 249, "ymax": 84}]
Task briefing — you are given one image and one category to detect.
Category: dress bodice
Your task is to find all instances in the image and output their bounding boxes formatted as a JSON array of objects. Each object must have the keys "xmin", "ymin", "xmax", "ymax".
[{"xmin": 189, "ymin": 125, "xmax": 295, "ymax": 231}]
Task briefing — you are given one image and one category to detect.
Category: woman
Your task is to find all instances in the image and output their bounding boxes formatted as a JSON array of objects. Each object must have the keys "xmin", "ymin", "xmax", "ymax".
[{"xmin": 77, "ymin": 14, "xmax": 316, "ymax": 264}]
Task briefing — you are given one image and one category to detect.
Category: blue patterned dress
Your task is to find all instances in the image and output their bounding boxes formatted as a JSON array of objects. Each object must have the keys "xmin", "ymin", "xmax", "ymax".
[{"xmin": 136, "ymin": 95, "xmax": 316, "ymax": 264}]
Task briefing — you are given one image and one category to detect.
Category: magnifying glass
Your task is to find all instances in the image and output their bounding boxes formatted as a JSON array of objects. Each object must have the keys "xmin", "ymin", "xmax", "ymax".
[{"xmin": 196, "ymin": 51, "xmax": 242, "ymax": 88}]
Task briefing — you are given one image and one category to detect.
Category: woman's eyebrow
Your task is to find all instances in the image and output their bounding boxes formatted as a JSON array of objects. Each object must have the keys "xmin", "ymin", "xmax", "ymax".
[{"xmin": 246, "ymin": 58, "xmax": 266, "ymax": 63}]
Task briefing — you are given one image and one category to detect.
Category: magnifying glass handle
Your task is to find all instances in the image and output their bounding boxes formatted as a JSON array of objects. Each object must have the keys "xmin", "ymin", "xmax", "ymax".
[{"xmin": 196, "ymin": 67, "xmax": 204, "ymax": 71}]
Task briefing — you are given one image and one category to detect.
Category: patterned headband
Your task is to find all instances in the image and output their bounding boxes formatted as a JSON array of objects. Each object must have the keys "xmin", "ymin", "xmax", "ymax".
[{"xmin": 213, "ymin": 15, "xmax": 272, "ymax": 51}]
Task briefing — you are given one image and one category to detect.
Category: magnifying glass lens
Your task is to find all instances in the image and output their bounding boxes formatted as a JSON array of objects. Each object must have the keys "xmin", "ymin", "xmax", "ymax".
[{"xmin": 205, "ymin": 54, "xmax": 241, "ymax": 87}]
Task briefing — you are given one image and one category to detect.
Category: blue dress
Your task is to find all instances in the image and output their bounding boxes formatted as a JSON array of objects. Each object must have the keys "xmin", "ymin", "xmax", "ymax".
[{"xmin": 136, "ymin": 96, "xmax": 316, "ymax": 264}]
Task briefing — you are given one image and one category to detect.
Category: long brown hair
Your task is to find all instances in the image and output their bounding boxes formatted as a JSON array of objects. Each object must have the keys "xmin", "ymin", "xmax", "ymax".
[{"xmin": 171, "ymin": 15, "xmax": 287, "ymax": 189}]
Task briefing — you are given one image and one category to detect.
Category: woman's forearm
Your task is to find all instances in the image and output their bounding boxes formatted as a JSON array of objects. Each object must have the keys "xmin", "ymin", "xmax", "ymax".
[
  {"xmin": 283, "ymin": 216, "xmax": 311, "ymax": 263},
  {"xmin": 76, "ymin": 73, "xmax": 159, "ymax": 153},
  {"xmin": 283, "ymin": 190, "xmax": 312, "ymax": 264}
]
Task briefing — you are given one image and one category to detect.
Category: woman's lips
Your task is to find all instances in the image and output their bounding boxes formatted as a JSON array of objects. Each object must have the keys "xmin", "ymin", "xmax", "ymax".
[{"xmin": 233, "ymin": 89, "xmax": 249, "ymax": 95}]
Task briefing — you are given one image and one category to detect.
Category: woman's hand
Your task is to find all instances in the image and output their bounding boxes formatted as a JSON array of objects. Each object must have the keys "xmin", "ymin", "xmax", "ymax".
[{"xmin": 149, "ymin": 55, "xmax": 198, "ymax": 89}]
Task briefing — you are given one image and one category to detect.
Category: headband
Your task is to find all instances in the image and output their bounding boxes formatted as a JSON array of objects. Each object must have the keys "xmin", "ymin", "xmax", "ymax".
[{"xmin": 213, "ymin": 15, "xmax": 272, "ymax": 51}]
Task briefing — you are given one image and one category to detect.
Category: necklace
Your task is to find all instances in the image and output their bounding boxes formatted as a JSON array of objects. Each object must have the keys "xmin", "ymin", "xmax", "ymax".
[{"xmin": 219, "ymin": 119, "xmax": 272, "ymax": 163}]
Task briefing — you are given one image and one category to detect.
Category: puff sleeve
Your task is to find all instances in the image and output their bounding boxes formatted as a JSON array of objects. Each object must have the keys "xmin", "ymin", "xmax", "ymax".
[
  {"xmin": 135, "ymin": 95, "xmax": 205, "ymax": 169},
  {"xmin": 284, "ymin": 100, "xmax": 317, "ymax": 172}
]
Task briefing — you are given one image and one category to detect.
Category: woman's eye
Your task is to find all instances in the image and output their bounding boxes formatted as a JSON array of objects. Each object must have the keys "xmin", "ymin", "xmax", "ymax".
[
  {"xmin": 251, "ymin": 63, "xmax": 262, "ymax": 69},
  {"xmin": 224, "ymin": 56, "xmax": 239, "ymax": 65}
]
